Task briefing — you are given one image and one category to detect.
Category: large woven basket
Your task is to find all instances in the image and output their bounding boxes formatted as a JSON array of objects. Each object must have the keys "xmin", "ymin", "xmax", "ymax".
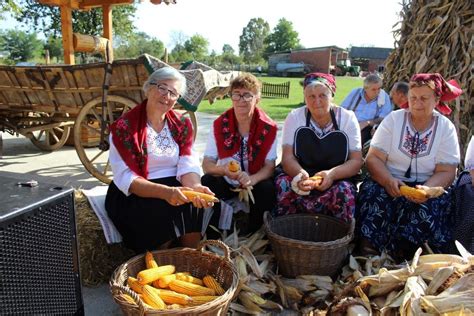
[
  {"xmin": 264, "ymin": 212, "xmax": 354, "ymax": 277},
  {"xmin": 110, "ymin": 240, "xmax": 238, "ymax": 316}
]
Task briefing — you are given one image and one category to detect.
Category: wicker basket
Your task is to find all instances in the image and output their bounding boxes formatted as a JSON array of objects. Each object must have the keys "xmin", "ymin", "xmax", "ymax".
[
  {"xmin": 264, "ymin": 212, "xmax": 354, "ymax": 277},
  {"xmin": 110, "ymin": 240, "xmax": 238, "ymax": 316}
]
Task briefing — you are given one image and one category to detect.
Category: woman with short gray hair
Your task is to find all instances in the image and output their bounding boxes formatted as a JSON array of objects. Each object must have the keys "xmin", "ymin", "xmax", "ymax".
[
  {"xmin": 341, "ymin": 74, "xmax": 392, "ymax": 145},
  {"xmin": 105, "ymin": 67, "xmax": 214, "ymax": 253}
]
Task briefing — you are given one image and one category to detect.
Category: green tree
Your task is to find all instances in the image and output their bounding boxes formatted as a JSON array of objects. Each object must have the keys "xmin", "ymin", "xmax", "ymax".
[
  {"xmin": 222, "ymin": 44, "xmax": 234, "ymax": 55},
  {"xmin": 115, "ymin": 32, "xmax": 165, "ymax": 59},
  {"xmin": 15, "ymin": 1, "xmax": 136, "ymax": 39},
  {"xmin": 238, "ymin": 17, "xmax": 270, "ymax": 64},
  {"xmin": 1, "ymin": 0, "xmax": 21, "ymax": 19},
  {"xmin": 44, "ymin": 36, "xmax": 63, "ymax": 62},
  {"xmin": 265, "ymin": 18, "xmax": 300, "ymax": 55},
  {"xmin": 221, "ymin": 44, "xmax": 240, "ymax": 69},
  {"xmin": 183, "ymin": 34, "xmax": 209, "ymax": 61},
  {"xmin": 169, "ymin": 43, "xmax": 192, "ymax": 63},
  {"xmin": 1, "ymin": 29, "xmax": 43, "ymax": 62}
]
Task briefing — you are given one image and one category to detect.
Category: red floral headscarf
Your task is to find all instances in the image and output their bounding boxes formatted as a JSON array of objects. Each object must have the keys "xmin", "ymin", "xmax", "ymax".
[
  {"xmin": 303, "ymin": 72, "xmax": 336, "ymax": 96},
  {"xmin": 400, "ymin": 73, "xmax": 463, "ymax": 115},
  {"xmin": 110, "ymin": 99, "xmax": 193, "ymax": 178}
]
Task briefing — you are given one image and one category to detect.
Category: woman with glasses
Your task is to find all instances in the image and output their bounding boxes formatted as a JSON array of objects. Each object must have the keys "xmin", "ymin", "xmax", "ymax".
[
  {"xmin": 274, "ymin": 73, "xmax": 362, "ymax": 222},
  {"xmin": 201, "ymin": 73, "xmax": 278, "ymax": 235},
  {"xmin": 105, "ymin": 67, "xmax": 215, "ymax": 253},
  {"xmin": 356, "ymin": 73, "xmax": 462, "ymax": 260}
]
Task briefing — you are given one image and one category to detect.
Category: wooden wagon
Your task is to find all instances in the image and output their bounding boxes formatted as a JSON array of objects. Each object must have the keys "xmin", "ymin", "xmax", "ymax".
[{"xmin": 0, "ymin": 54, "xmax": 238, "ymax": 183}]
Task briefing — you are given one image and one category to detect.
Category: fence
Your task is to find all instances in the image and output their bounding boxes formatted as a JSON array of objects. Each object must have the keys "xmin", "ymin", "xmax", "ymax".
[{"xmin": 261, "ymin": 81, "xmax": 290, "ymax": 98}]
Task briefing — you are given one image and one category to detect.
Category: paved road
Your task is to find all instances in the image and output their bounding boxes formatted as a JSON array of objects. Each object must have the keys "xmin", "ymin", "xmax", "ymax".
[{"xmin": 0, "ymin": 111, "xmax": 282, "ymax": 315}]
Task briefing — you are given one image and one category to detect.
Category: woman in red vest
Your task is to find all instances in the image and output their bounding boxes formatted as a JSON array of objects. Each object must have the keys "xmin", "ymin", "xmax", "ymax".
[
  {"xmin": 202, "ymin": 73, "xmax": 278, "ymax": 235},
  {"xmin": 105, "ymin": 67, "xmax": 215, "ymax": 253}
]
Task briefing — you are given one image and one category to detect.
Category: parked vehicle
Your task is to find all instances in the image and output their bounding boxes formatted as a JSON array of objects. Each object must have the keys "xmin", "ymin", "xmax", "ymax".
[
  {"xmin": 330, "ymin": 59, "xmax": 360, "ymax": 76},
  {"xmin": 275, "ymin": 62, "xmax": 307, "ymax": 76}
]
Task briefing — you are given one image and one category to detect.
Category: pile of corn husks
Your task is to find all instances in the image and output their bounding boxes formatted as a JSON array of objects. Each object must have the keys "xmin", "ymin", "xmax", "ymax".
[
  {"xmin": 383, "ymin": 0, "xmax": 473, "ymax": 156},
  {"xmin": 207, "ymin": 227, "xmax": 473, "ymax": 315}
]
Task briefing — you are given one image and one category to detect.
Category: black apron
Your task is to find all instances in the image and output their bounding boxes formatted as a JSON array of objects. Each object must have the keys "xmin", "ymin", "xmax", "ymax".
[{"xmin": 294, "ymin": 108, "xmax": 349, "ymax": 175}]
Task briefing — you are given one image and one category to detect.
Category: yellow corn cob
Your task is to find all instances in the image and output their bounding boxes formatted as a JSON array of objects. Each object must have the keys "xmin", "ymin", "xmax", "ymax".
[
  {"xmin": 203, "ymin": 275, "xmax": 225, "ymax": 295},
  {"xmin": 176, "ymin": 273, "xmax": 204, "ymax": 286},
  {"xmin": 154, "ymin": 274, "xmax": 177, "ymax": 288},
  {"xmin": 169, "ymin": 279, "xmax": 216, "ymax": 296},
  {"xmin": 308, "ymin": 175, "xmax": 323, "ymax": 186},
  {"xmin": 142, "ymin": 285, "xmax": 166, "ymax": 310},
  {"xmin": 153, "ymin": 288, "xmax": 192, "ymax": 305},
  {"xmin": 145, "ymin": 251, "xmax": 159, "ymax": 269},
  {"xmin": 400, "ymin": 185, "xmax": 427, "ymax": 200},
  {"xmin": 138, "ymin": 295, "xmax": 154, "ymax": 309},
  {"xmin": 228, "ymin": 160, "xmax": 240, "ymax": 173},
  {"xmin": 137, "ymin": 265, "xmax": 175, "ymax": 285},
  {"xmin": 189, "ymin": 296, "xmax": 219, "ymax": 306},
  {"xmin": 128, "ymin": 277, "xmax": 144, "ymax": 294},
  {"xmin": 182, "ymin": 191, "xmax": 219, "ymax": 203}
]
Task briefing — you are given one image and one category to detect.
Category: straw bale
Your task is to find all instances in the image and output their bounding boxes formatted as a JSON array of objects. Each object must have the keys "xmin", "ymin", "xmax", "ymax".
[
  {"xmin": 75, "ymin": 190, "xmax": 135, "ymax": 286},
  {"xmin": 384, "ymin": 0, "xmax": 473, "ymax": 161}
]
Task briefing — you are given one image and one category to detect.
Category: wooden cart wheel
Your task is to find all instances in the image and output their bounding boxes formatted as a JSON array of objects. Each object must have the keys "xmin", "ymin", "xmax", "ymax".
[
  {"xmin": 74, "ymin": 95, "xmax": 137, "ymax": 184},
  {"xmin": 74, "ymin": 96, "xmax": 198, "ymax": 184},
  {"xmin": 29, "ymin": 112, "xmax": 72, "ymax": 151}
]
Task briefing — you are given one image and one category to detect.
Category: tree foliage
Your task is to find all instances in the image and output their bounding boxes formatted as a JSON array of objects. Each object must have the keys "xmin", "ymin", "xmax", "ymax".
[
  {"xmin": 238, "ymin": 17, "xmax": 269, "ymax": 64},
  {"xmin": 115, "ymin": 32, "xmax": 165, "ymax": 59},
  {"xmin": 15, "ymin": 0, "xmax": 136, "ymax": 39},
  {"xmin": 170, "ymin": 34, "xmax": 209, "ymax": 62},
  {"xmin": 44, "ymin": 36, "xmax": 63, "ymax": 62},
  {"xmin": 1, "ymin": 29, "xmax": 43, "ymax": 62},
  {"xmin": 1, "ymin": 0, "xmax": 21, "ymax": 19},
  {"xmin": 265, "ymin": 18, "xmax": 300, "ymax": 55}
]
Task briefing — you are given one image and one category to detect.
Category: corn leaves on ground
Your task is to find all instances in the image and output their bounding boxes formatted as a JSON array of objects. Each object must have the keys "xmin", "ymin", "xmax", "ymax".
[{"xmin": 204, "ymin": 226, "xmax": 474, "ymax": 315}]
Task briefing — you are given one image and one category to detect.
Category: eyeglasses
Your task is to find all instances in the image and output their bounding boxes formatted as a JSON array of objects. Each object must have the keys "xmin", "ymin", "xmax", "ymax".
[
  {"xmin": 150, "ymin": 83, "xmax": 180, "ymax": 100},
  {"xmin": 230, "ymin": 93, "xmax": 255, "ymax": 102}
]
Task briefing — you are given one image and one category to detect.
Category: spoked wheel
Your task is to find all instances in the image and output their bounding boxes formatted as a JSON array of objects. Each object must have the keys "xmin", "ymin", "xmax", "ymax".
[
  {"xmin": 74, "ymin": 96, "xmax": 137, "ymax": 184},
  {"xmin": 29, "ymin": 112, "xmax": 72, "ymax": 151}
]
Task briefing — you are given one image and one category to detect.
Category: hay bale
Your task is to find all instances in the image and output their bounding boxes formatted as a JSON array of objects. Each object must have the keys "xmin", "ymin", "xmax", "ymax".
[
  {"xmin": 384, "ymin": 0, "xmax": 473, "ymax": 161},
  {"xmin": 75, "ymin": 190, "xmax": 135, "ymax": 286}
]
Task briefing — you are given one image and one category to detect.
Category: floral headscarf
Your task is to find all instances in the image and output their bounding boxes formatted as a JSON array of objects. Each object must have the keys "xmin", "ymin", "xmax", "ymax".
[
  {"xmin": 401, "ymin": 73, "xmax": 463, "ymax": 115},
  {"xmin": 303, "ymin": 72, "xmax": 337, "ymax": 96}
]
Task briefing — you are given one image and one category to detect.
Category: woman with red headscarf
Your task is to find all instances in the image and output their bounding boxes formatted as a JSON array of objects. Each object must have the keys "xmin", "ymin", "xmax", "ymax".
[
  {"xmin": 274, "ymin": 73, "xmax": 363, "ymax": 221},
  {"xmin": 356, "ymin": 73, "xmax": 462, "ymax": 260}
]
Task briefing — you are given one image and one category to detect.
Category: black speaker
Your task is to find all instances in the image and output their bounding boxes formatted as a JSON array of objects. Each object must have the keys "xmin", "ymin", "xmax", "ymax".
[{"xmin": 0, "ymin": 176, "xmax": 84, "ymax": 315}]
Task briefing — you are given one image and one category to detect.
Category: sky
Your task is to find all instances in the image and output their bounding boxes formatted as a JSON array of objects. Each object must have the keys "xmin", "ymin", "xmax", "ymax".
[{"xmin": 2, "ymin": 0, "xmax": 403, "ymax": 53}]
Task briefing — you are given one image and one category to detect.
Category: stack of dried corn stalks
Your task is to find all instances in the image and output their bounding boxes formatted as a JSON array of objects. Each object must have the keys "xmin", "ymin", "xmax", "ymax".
[
  {"xmin": 384, "ymin": 0, "xmax": 473, "ymax": 157},
  {"xmin": 207, "ymin": 227, "xmax": 473, "ymax": 315}
]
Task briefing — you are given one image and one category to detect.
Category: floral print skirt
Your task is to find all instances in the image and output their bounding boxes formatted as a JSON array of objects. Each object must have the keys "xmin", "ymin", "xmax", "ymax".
[
  {"xmin": 274, "ymin": 173, "xmax": 356, "ymax": 223},
  {"xmin": 356, "ymin": 178, "xmax": 453, "ymax": 254}
]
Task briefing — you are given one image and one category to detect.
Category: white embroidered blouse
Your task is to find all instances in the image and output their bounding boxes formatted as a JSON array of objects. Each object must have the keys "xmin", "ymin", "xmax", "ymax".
[
  {"xmin": 109, "ymin": 121, "xmax": 201, "ymax": 196},
  {"xmin": 370, "ymin": 109, "xmax": 460, "ymax": 182}
]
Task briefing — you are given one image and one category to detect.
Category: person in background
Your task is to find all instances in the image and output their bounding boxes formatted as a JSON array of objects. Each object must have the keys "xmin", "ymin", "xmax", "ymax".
[
  {"xmin": 451, "ymin": 136, "xmax": 474, "ymax": 253},
  {"xmin": 274, "ymin": 73, "xmax": 362, "ymax": 222},
  {"xmin": 202, "ymin": 73, "xmax": 278, "ymax": 235},
  {"xmin": 105, "ymin": 67, "xmax": 215, "ymax": 253},
  {"xmin": 341, "ymin": 74, "xmax": 392, "ymax": 145},
  {"xmin": 356, "ymin": 73, "xmax": 462, "ymax": 260},
  {"xmin": 390, "ymin": 81, "xmax": 409, "ymax": 108}
]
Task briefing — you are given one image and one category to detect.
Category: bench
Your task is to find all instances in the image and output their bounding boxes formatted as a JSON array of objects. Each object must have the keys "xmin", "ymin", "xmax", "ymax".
[{"xmin": 261, "ymin": 81, "xmax": 290, "ymax": 98}]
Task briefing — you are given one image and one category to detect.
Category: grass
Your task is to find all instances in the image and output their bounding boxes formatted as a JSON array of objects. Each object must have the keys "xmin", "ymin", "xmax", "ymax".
[{"xmin": 197, "ymin": 76, "xmax": 363, "ymax": 121}]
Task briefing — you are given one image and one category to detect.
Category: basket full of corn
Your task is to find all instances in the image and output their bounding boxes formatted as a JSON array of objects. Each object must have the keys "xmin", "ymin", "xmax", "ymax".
[
  {"xmin": 264, "ymin": 212, "xmax": 354, "ymax": 277},
  {"xmin": 110, "ymin": 240, "xmax": 238, "ymax": 315}
]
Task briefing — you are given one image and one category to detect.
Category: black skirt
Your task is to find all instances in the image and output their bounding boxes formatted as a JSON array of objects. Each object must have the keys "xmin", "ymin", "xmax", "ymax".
[{"xmin": 105, "ymin": 176, "xmax": 211, "ymax": 252}]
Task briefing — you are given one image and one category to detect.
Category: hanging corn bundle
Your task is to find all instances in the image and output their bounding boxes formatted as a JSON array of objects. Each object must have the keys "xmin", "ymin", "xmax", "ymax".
[{"xmin": 384, "ymin": 0, "xmax": 473, "ymax": 159}]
